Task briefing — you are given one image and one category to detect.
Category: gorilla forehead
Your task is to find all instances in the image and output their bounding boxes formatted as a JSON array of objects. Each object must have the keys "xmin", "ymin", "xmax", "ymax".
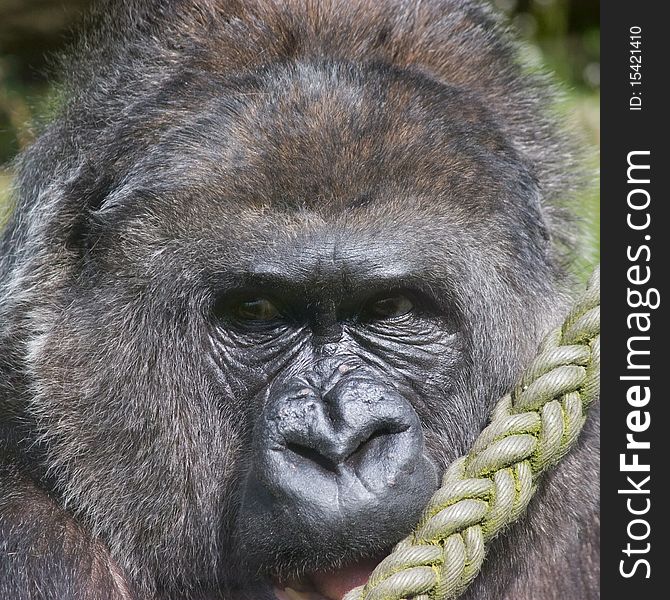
[
  {"xmin": 99, "ymin": 60, "xmax": 533, "ymax": 219},
  {"xmin": 95, "ymin": 202, "xmax": 466, "ymax": 303},
  {"xmin": 85, "ymin": 60, "xmax": 541, "ymax": 282}
]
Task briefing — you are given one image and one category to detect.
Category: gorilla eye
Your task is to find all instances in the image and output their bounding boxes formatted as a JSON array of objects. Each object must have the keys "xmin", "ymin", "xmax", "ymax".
[
  {"xmin": 234, "ymin": 298, "xmax": 280, "ymax": 322},
  {"xmin": 365, "ymin": 294, "xmax": 414, "ymax": 320}
]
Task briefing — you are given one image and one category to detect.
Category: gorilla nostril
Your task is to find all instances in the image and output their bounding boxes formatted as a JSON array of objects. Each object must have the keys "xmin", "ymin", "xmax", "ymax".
[
  {"xmin": 285, "ymin": 442, "xmax": 339, "ymax": 475},
  {"xmin": 347, "ymin": 424, "xmax": 409, "ymax": 467},
  {"xmin": 283, "ymin": 420, "xmax": 411, "ymax": 476}
]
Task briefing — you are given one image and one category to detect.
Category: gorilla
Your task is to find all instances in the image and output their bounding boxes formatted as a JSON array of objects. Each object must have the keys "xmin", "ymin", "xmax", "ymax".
[{"xmin": 0, "ymin": 1, "xmax": 599, "ymax": 599}]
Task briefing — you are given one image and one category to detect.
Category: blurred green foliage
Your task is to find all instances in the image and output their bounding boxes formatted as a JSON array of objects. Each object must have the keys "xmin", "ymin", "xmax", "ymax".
[{"xmin": 1, "ymin": 0, "xmax": 599, "ymax": 274}]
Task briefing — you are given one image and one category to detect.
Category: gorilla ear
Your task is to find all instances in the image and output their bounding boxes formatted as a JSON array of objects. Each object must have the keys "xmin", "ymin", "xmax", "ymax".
[
  {"xmin": 536, "ymin": 197, "xmax": 552, "ymax": 246},
  {"xmin": 62, "ymin": 162, "xmax": 117, "ymax": 251},
  {"xmin": 515, "ymin": 169, "xmax": 553, "ymax": 251}
]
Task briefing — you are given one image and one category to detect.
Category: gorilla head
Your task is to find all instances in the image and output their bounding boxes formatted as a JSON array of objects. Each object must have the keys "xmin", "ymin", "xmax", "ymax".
[{"xmin": 0, "ymin": 2, "xmax": 593, "ymax": 600}]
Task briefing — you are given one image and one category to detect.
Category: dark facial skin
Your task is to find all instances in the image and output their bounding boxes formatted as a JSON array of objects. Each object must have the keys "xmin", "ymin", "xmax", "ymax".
[
  {"xmin": 221, "ymin": 240, "xmax": 448, "ymax": 574},
  {"xmin": 0, "ymin": 2, "xmax": 598, "ymax": 600}
]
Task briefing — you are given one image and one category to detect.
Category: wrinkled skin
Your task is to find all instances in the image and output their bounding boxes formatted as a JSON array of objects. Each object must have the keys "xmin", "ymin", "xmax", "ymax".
[{"xmin": 0, "ymin": 1, "xmax": 599, "ymax": 599}]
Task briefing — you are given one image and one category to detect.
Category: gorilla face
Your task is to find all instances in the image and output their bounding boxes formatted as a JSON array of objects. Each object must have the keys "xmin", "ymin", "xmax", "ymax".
[
  {"xmin": 3, "ymin": 57, "xmax": 559, "ymax": 599},
  {"xmin": 228, "ymin": 242, "xmax": 446, "ymax": 581}
]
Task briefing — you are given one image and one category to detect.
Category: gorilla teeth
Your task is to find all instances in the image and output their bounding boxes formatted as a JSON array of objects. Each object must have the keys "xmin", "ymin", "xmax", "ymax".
[{"xmin": 275, "ymin": 586, "xmax": 327, "ymax": 600}]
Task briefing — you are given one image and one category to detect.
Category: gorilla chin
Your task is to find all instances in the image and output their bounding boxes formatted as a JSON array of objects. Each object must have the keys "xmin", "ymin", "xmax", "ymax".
[{"xmin": 238, "ymin": 359, "xmax": 439, "ymax": 600}]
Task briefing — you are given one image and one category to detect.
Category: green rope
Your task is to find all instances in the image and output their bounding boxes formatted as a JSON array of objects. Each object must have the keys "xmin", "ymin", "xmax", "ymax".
[{"xmin": 342, "ymin": 265, "xmax": 600, "ymax": 600}]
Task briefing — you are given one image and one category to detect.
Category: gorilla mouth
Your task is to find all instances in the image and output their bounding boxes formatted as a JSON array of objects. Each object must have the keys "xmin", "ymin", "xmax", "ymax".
[
  {"xmin": 238, "ymin": 362, "xmax": 440, "ymax": 600},
  {"xmin": 273, "ymin": 558, "xmax": 381, "ymax": 600}
]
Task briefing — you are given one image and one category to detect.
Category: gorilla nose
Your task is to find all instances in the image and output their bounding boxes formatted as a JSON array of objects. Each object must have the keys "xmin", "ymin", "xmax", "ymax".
[
  {"xmin": 246, "ymin": 370, "xmax": 438, "ymax": 535},
  {"xmin": 267, "ymin": 374, "xmax": 415, "ymax": 475},
  {"xmin": 281, "ymin": 405, "xmax": 411, "ymax": 475}
]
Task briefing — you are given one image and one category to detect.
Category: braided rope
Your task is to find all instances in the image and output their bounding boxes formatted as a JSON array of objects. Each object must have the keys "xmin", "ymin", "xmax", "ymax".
[{"xmin": 343, "ymin": 266, "xmax": 600, "ymax": 600}]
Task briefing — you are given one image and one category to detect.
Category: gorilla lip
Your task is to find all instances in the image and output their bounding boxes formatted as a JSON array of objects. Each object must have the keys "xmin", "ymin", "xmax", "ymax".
[{"xmin": 273, "ymin": 558, "xmax": 381, "ymax": 600}]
